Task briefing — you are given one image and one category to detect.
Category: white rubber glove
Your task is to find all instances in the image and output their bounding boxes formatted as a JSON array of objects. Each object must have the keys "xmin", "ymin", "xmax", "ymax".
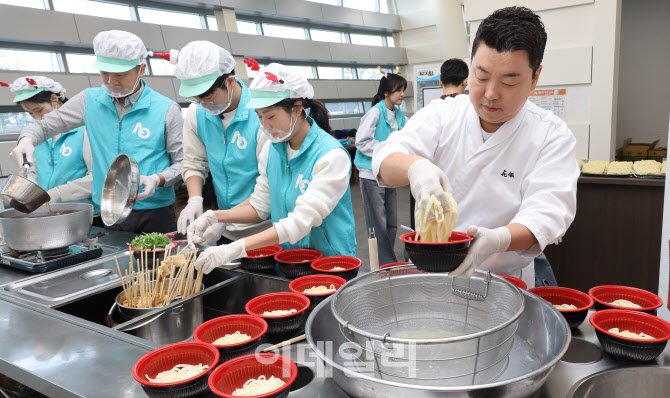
[
  {"xmin": 408, "ymin": 159, "xmax": 453, "ymax": 220},
  {"xmin": 11, "ymin": 137, "xmax": 36, "ymax": 166},
  {"xmin": 177, "ymin": 196, "xmax": 204, "ymax": 235},
  {"xmin": 46, "ymin": 187, "xmax": 60, "ymax": 203},
  {"xmin": 200, "ymin": 223, "xmax": 228, "ymax": 246},
  {"xmin": 195, "ymin": 239, "xmax": 247, "ymax": 274},
  {"xmin": 137, "ymin": 174, "xmax": 161, "ymax": 201},
  {"xmin": 450, "ymin": 225, "xmax": 512, "ymax": 278},
  {"xmin": 187, "ymin": 210, "xmax": 219, "ymax": 244}
]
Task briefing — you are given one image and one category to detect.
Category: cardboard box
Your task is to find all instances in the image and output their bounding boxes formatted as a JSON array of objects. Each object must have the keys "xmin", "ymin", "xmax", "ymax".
[
  {"xmin": 621, "ymin": 138, "xmax": 659, "ymax": 161},
  {"xmin": 648, "ymin": 147, "xmax": 667, "ymax": 161}
]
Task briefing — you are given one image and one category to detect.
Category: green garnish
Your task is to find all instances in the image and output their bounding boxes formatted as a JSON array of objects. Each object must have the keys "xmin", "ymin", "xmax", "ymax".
[{"xmin": 129, "ymin": 233, "xmax": 171, "ymax": 251}]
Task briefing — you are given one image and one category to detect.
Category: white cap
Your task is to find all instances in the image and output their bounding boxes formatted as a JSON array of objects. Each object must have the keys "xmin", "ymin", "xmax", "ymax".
[
  {"xmin": 174, "ymin": 41, "xmax": 236, "ymax": 97},
  {"xmin": 245, "ymin": 63, "xmax": 314, "ymax": 109},
  {"xmin": 10, "ymin": 76, "xmax": 65, "ymax": 102},
  {"xmin": 92, "ymin": 30, "xmax": 148, "ymax": 73}
]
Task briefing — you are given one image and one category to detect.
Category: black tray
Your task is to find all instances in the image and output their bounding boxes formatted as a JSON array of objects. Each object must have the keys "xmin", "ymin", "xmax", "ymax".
[
  {"xmin": 0, "ymin": 246, "xmax": 103, "ymax": 274},
  {"xmin": 580, "ymin": 172, "xmax": 632, "ymax": 178}
]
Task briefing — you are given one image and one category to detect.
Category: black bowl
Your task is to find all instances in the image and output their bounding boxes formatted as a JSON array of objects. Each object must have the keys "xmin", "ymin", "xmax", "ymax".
[
  {"xmin": 275, "ymin": 249, "xmax": 322, "ymax": 280},
  {"xmin": 240, "ymin": 245, "xmax": 282, "ymax": 273},
  {"xmin": 399, "ymin": 232, "xmax": 472, "ymax": 273}
]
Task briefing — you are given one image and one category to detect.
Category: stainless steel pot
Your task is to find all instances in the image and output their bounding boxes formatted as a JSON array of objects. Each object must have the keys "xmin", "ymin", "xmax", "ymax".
[
  {"xmin": 0, "ymin": 158, "xmax": 50, "ymax": 213},
  {"xmin": 101, "ymin": 153, "xmax": 139, "ymax": 226},
  {"xmin": 0, "ymin": 203, "xmax": 93, "ymax": 251}
]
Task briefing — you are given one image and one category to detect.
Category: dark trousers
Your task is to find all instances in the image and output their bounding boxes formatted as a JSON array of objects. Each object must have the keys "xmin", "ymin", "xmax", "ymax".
[
  {"xmin": 534, "ymin": 253, "xmax": 558, "ymax": 287},
  {"xmin": 106, "ymin": 205, "xmax": 177, "ymax": 234},
  {"xmin": 360, "ymin": 177, "xmax": 398, "ymax": 266}
]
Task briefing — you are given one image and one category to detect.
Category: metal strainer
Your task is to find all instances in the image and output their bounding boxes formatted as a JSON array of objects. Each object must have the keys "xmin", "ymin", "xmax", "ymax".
[{"xmin": 330, "ymin": 267, "xmax": 524, "ymax": 386}]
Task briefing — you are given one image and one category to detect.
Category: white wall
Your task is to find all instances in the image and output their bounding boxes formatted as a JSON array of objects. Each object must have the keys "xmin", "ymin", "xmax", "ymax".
[{"xmin": 616, "ymin": 0, "xmax": 670, "ymax": 148}]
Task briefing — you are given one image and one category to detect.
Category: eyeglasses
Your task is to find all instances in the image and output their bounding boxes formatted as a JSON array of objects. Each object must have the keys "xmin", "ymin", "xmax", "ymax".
[{"xmin": 188, "ymin": 81, "xmax": 227, "ymax": 105}]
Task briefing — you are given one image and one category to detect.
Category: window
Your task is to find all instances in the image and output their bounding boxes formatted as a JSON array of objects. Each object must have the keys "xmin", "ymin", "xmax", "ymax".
[
  {"xmin": 149, "ymin": 58, "xmax": 176, "ymax": 76},
  {"xmin": 262, "ymin": 24, "xmax": 306, "ymax": 40},
  {"xmin": 343, "ymin": 0, "xmax": 376, "ymax": 12},
  {"xmin": 1, "ymin": 112, "xmax": 34, "ymax": 136},
  {"xmin": 65, "ymin": 53, "xmax": 97, "ymax": 74},
  {"xmin": 306, "ymin": 0, "xmax": 339, "ymax": 4},
  {"xmin": 52, "ymin": 0, "xmax": 132, "ymax": 20},
  {"xmin": 400, "ymin": 100, "xmax": 407, "ymax": 112},
  {"xmin": 284, "ymin": 65, "xmax": 314, "ymax": 80},
  {"xmin": 317, "ymin": 67, "xmax": 355, "ymax": 80},
  {"xmin": 207, "ymin": 16, "xmax": 218, "ymax": 31},
  {"xmin": 237, "ymin": 20, "xmax": 258, "ymax": 35},
  {"xmin": 357, "ymin": 67, "xmax": 386, "ymax": 80},
  {"xmin": 310, "ymin": 29, "xmax": 346, "ymax": 43},
  {"xmin": 350, "ymin": 33, "xmax": 384, "ymax": 46},
  {"xmin": 0, "ymin": 0, "xmax": 44, "ymax": 9},
  {"xmin": 0, "ymin": 49, "xmax": 60, "ymax": 72},
  {"xmin": 325, "ymin": 102, "xmax": 364, "ymax": 116},
  {"xmin": 138, "ymin": 7, "xmax": 202, "ymax": 29},
  {"xmin": 363, "ymin": 101, "xmax": 372, "ymax": 112},
  {"xmin": 380, "ymin": 0, "xmax": 389, "ymax": 13},
  {"xmin": 387, "ymin": 36, "xmax": 395, "ymax": 47}
]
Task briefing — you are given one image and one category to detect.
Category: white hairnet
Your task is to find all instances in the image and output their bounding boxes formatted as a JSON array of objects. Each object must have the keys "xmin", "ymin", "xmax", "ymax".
[
  {"xmin": 93, "ymin": 30, "xmax": 148, "ymax": 64},
  {"xmin": 174, "ymin": 41, "xmax": 236, "ymax": 80},
  {"xmin": 249, "ymin": 63, "xmax": 314, "ymax": 99},
  {"xmin": 10, "ymin": 76, "xmax": 65, "ymax": 96}
]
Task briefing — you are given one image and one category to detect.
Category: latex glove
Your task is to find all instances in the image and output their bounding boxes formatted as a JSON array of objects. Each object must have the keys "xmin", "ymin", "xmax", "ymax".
[
  {"xmin": 10, "ymin": 137, "xmax": 36, "ymax": 166},
  {"xmin": 450, "ymin": 225, "xmax": 512, "ymax": 278},
  {"xmin": 137, "ymin": 174, "xmax": 160, "ymax": 201},
  {"xmin": 46, "ymin": 187, "xmax": 60, "ymax": 203},
  {"xmin": 195, "ymin": 239, "xmax": 247, "ymax": 274},
  {"xmin": 200, "ymin": 223, "xmax": 228, "ymax": 246},
  {"xmin": 177, "ymin": 196, "xmax": 204, "ymax": 234},
  {"xmin": 187, "ymin": 210, "xmax": 218, "ymax": 244},
  {"xmin": 408, "ymin": 159, "xmax": 453, "ymax": 220}
]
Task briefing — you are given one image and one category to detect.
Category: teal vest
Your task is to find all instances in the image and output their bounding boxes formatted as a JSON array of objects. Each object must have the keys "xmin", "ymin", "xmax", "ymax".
[
  {"xmin": 196, "ymin": 78, "xmax": 261, "ymax": 210},
  {"xmin": 34, "ymin": 126, "xmax": 96, "ymax": 212},
  {"xmin": 354, "ymin": 100, "xmax": 406, "ymax": 170},
  {"xmin": 267, "ymin": 118, "xmax": 357, "ymax": 257},
  {"xmin": 85, "ymin": 83, "xmax": 175, "ymax": 210}
]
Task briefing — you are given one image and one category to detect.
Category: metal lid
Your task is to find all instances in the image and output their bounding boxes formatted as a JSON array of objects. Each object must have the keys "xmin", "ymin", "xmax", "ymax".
[{"xmin": 101, "ymin": 153, "xmax": 139, "ymax": 226}]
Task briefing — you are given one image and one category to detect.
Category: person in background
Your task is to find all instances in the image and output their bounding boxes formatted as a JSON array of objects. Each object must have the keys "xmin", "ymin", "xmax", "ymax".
[
  {"xmin": 354, "ymin": 72, "xmax": 406, "ymax": 266},
  {"xmin": 6, "ymin": 76, "xmax": 96, "ymax": 217},
  {"xmin": 440, "ymin": 58, "xmax": 469, "ymax": 99},
  {"xmin": 373, "ymin": 7, "xmax": 579, "ymax": 288},
  {"xmin": 9, "ymin": 30, "xmax": 184, "ymax": 233},
  {"xmin": 174, "ymin": 41, "xmax": 269, "ymax": 245},
  {"xmin": 188, "ymin": 63, "xmax": 356, "ymax": 273}
]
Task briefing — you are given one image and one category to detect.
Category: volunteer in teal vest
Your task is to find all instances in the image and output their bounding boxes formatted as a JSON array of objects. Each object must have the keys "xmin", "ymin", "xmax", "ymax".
[
  {"xmin": 7, "ymin": 76, "xmax": 96, "ymax": 215},
  {"xmin": 188, "ymin": 63, "xmax": 356, "ymax": 274},
  {"xmin": 354, "ymin": 72, "xmax": 407, "ymax": 266},
  {"xmin": 11, "ymin": 30, "xmax": 184, "ymax": 234},
  {"xmin": 173, "ymin": 41, "xmax": 270, "ymax": 246}
]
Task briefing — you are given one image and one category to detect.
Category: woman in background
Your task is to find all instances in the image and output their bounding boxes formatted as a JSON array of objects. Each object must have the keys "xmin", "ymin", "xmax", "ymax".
[{"xmin": 354, "ymin": 71, "xmax": 407, "ymax": 266}]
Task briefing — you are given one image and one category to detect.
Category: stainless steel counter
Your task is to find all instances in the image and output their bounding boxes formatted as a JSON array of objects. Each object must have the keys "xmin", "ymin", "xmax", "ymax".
[{"xmin": 0, "ymin": 230, "xmax": 668, "ymax": 397}]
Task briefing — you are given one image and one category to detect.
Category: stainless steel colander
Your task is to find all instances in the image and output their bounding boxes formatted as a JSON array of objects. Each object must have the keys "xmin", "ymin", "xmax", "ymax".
[{"xmin": 330, "ymin": 267, "xmax": 525, "ymax": 386}]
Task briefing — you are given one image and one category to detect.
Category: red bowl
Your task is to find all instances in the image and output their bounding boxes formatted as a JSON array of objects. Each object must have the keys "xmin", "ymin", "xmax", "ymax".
[
  {"xmin": 529, "ymin": 286, "xmax": 593, "ymax": 329},
  {"xmin": 246, "ymin": 245, "xmax": 283, "ymax": 259},
  {"xmin": 133, "ymin": 341, "xmax": 219, "ymax": 395},
  {"xmin": 208, "ymin": 353, "xmax": 297, "ymax": 398},
  {"xmin": 246, "ymin": 292, "xmax": 311, "ymax": 319},
  {"xmin": 241, "ymin": 245, "xmax": 283, "ymax": 273},
  {"xmin": 311, "ymin": 256, "xmax": 362, "ymax": 281},
  {"xmin": 380, "ymin": 262, "xmax": 413, "ymax": 269},
  {"xmin": 589, "ymin": 285, "xmax": 663, "ymax": 314},
  {"xmin": 289, "ymin": 274, "xmax": 346, "ymax": 310},
  {"xmin": 499, "ymin": 275, "xmax": 528, "ymax": 290},
  {"xmin": 399, "ymin": 231, "xmax": 473, "ymax": 245},
  {"xmin": 398, "ymin": 232, "xmax": 472, "ymax": 272},
  {"xmin": 274, "ymin": 249, "xmax": 323, "ymax": 279},
  {"xmin": 193, "ymin": 315, "xmax": 268, "ymax": 361}
]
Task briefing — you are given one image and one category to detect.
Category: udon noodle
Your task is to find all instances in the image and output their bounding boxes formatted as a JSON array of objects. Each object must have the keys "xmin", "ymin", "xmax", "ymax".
[
  {"xmin": 146, "ymin": 363, "xmax": 209, "ymax": 383},
  {"xmin": 232, "ymin": 375, "xmax": 285, "ymax": 396},
  {"xmin": 416, "ymin": 194, "xmax": 458, "ymax": 242},
  {"xmin": 303, "ymin": 284, "xmax": 336, "ymax": 294},
  {"xmin": 212, "ymin": 331, "xmax": 252, "ymax": 345},
  {"xmin": 262, "ymin": 309, "xmax": 297, "ymax": 316}
]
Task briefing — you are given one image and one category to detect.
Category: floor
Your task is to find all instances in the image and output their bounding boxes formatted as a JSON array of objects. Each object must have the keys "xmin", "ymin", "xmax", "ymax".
[{"xmin": 350, "ymin": 182, "xmax": 411, "ymax": 272}]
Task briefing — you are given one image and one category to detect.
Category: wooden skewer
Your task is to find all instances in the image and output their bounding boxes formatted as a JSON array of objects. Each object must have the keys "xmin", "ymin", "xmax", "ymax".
[
  {"xmin": 114, "ymin": 257, "xmax": 129, "ymax": 301},
  {"xmin": 262, "ymin": 335, "xmax": 306, "ymax": 352}
]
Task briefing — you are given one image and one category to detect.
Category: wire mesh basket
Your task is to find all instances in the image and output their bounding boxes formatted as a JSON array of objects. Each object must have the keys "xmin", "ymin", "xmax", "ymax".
[{"xmin": 330, "ymin": 267, "xmax": 525, "ymax": 386}]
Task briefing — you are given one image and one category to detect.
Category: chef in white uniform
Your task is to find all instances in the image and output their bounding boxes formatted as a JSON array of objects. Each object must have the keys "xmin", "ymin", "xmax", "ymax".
[{"xmin": 372, "ymin": 6, "xmax": 579, "ymax": 288}]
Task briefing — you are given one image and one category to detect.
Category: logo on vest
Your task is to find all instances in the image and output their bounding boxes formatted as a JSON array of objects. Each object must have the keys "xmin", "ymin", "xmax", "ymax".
[
  {"xmin": 231, "ymin": 131, "xmax": 247, "ymax": 149},
  {"xmin": 132, "ymin": 122, "xmax": 151, "ymax": 139},
  {"xmin": 295, "ymin": 174, "xmax": 310, "ymax": 193},
  {"xmin": 59, "ymin": 144, "xmax": 72, "ymax": 157}
]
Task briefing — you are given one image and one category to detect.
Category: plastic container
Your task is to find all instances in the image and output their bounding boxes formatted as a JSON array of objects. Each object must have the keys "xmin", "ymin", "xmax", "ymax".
[
  {"xmin": 208, "ymin": 353, "xmax": 297, "ymax": 398},
  {"xmin": 132, "ymin": 341, "xmax": 219, "ymax": 398},
  {"xmin": 274, "ymin": 249, "xmax": 322, "ymax": 279},
  {"xmin": 399, "ymin": 231, "xmax": 472, "ymax": 273},
  {"xmin": 590, "ymin": 309, "xmax": 670, "ymax": 362},
  {"xmin": 589, "ymin": 285, "xmax": 663, "ymax": 315},
  {"xmin": 499, "ymin": 275, "xmax": 527, "ymax": 290},
  {"xmin": 241, "ymin": 245, "xmax": 283, "ymax": 273},
  {"xmin": 310, "ymin": 256, "xmax": 362, "ymax": 281},
  {"xmin": 245, "ymin": 292, "xmax": 311, "ymax": 335},
  {"xmin": 193, "ymin": 315, "xmax": 268, "ymax": 363},
  {"xmin": 289, "ymin": 274, "xmax": 347, "ymax": 310},
  {"xmin": 529, "ymin": 286, "xmax": 593, "ymax": 329},
  {"xmin": 130, "ymin": 240, "xmax": 177, "ymax": 266}
]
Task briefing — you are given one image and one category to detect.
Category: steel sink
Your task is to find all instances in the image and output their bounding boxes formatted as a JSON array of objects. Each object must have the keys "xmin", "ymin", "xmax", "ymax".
[{"xmin": 568, "ymin": 366, "xmax": 670, "ymax": 397}]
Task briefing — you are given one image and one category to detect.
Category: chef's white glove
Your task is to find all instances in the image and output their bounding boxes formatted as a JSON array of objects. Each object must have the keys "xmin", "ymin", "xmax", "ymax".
[
  {"xmin": 200, "ymin": 223, "xmax": 228, "ymax": 246},
  {"xmin": 177, "ymin": 196, "xmax": 204, "ymax": 235},
  {"xmin": 47, "ymin": 187, "xmax": 60, "ymax": 203},
  {"xmin": 408, "ymin": 159, "xmax": 453, "ymax": 220},
  {"xmin": 10, "ymin": 137, "xmax": 36, "ymax": 166},
  {"xmin": 187, "ymin": 210, "xmax": 219, "ymax": 244},
  {"xmin": 137, "ymin": 174, "xmax": 160, "ymax": 201},
  {"xmin": 195, "ymin": 239, "xmax": 246, "ymax": 274},
  {"xmin": 450, "ymin": 225, "xmax": 511, "ymax": 278}
]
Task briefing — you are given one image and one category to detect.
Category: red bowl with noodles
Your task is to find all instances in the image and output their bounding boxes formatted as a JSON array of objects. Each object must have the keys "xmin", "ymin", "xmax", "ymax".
[
  {"xmin": 289, "ymin": 274, "xmax": 347, "ymax": 310},
  {"xmin": 241, "ymin": 245, "xmax": 283, "ymax": 273},
  {"xmin": 310, "ymin": 256, "xmax": 362, "ymax": 281},
  {"xmin": 399, "ymin": 232, "xmax": 472, "ymax": 273},
  {"xmin": 193, "ymin": 315, "xmax": 268, "ymax": 363},
  {"xmin": 589, "ymin": 285, "xmax": 663, "ymax": 315},
  {"xmin": 208, "ymin": 353, "xmax": 297, "ymax": 398}
]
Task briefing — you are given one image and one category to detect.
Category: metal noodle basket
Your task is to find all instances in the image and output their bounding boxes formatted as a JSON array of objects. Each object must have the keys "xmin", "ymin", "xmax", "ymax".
[{"xmin": 330, "ymin": 266, "xmax": 525, "ymax": 387}]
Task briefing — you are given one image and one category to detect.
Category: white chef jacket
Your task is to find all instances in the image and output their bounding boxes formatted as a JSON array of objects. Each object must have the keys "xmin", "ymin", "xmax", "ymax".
[{"xmin": 372, "ymin": 95, "xmax": 579, "ymax": 287}]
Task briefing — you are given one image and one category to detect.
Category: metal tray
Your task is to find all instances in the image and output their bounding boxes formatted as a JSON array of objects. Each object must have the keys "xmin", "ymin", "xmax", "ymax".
[{"xmin": 0, "ymin": 246, "xmax": 103, "ymax": 274}]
